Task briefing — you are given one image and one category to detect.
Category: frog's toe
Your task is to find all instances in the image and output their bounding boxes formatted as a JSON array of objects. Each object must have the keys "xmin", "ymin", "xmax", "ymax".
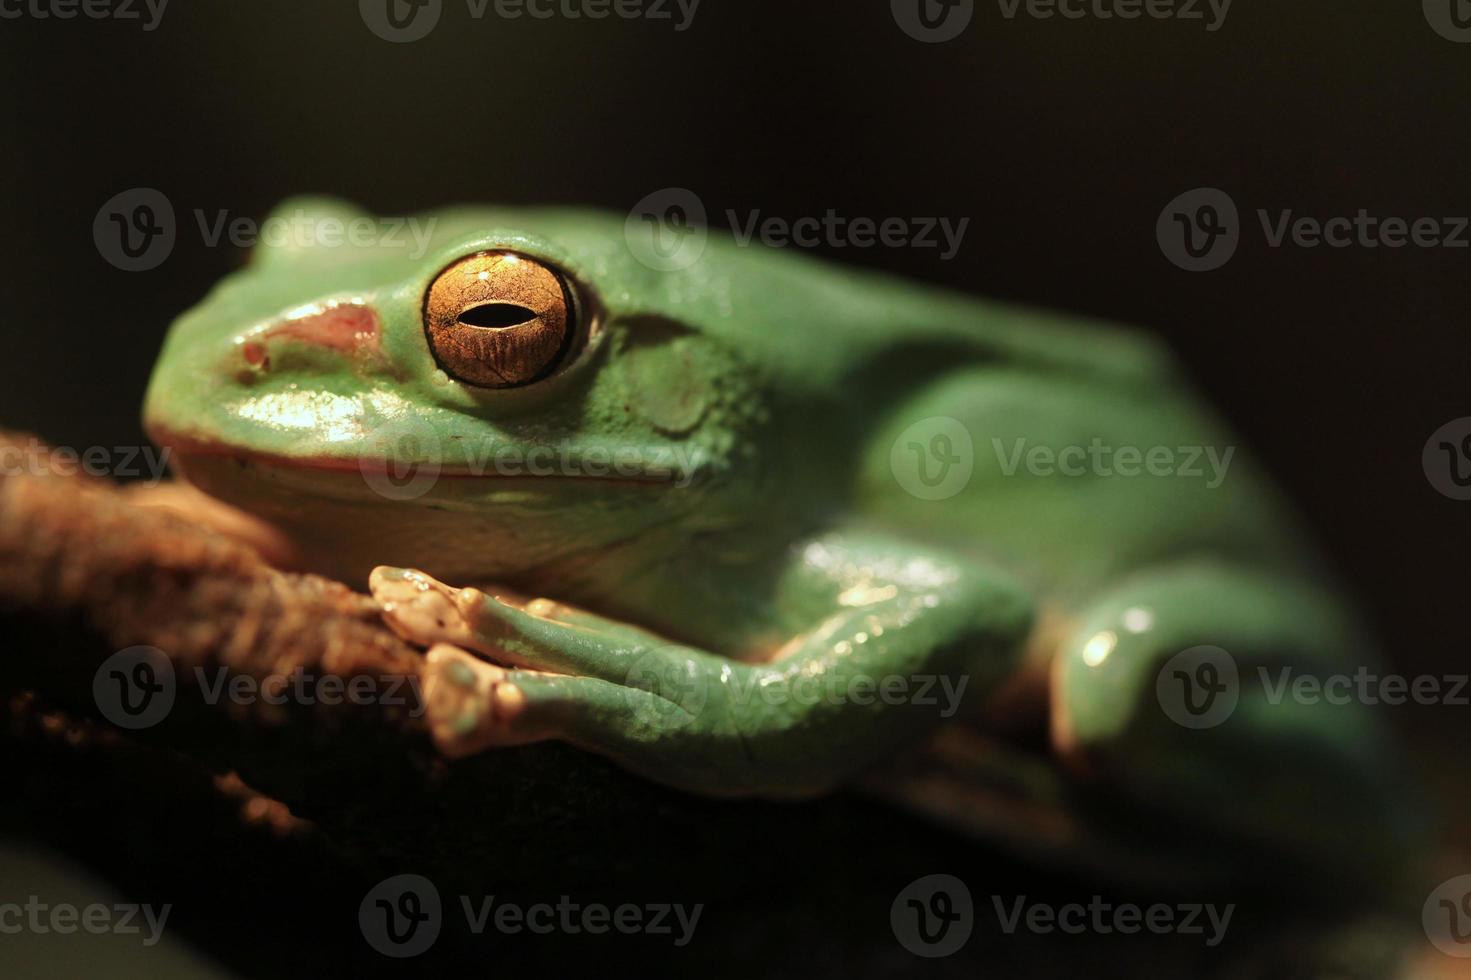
[
  {"xmin": 421, "ymin": 643, "xmax": 537, "ymax": 757},
  {"xmin": 371, "ymin": 565, "xmax": 496, "ymax": 653}
]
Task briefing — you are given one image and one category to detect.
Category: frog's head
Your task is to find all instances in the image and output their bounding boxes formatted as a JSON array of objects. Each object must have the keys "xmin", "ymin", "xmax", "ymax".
[{"xmin": 144, "ymin": 198, "xmax": 845, "ymax": 588}]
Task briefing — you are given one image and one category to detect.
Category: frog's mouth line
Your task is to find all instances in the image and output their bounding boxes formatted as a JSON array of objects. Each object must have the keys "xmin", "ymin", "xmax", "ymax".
[{"xmin": 149, "ymin": 428, "xmax": 696, "ymax": 487}]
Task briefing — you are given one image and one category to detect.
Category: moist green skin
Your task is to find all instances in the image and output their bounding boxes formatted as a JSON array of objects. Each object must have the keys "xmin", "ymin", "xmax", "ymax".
[{"xmin": 143, "ymin": 198, "xmax": 1418, "ymax": 882}]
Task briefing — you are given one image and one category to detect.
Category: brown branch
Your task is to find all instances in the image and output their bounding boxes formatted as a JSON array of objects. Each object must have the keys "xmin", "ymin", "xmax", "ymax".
[{"xmin": 0, "ymin": 432, "xmax": 742, "ymax": 891}]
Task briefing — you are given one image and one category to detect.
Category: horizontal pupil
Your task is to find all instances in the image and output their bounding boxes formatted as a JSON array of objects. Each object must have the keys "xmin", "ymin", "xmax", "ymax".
[{"xmin": 456, "ymin": 302, "xmax": 538, "ymax": 329}]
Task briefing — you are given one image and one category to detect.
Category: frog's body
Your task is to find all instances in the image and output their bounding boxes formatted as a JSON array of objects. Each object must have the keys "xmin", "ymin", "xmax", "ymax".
[{"xmin": 143, "ymin": 200, "xmax": 1417, "ymax": 886}]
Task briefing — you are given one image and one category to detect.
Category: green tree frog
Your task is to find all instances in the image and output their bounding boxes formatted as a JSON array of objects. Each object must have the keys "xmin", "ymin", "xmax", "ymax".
[{"xmin": 142, "ymin": 199, "xmax": 1417, "ymax": 882}]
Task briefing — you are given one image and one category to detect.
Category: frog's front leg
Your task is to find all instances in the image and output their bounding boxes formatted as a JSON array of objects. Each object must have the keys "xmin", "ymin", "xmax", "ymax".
[{"xmin": 370, "ymin": 531, "xmax": 1034, "ymax": 797}]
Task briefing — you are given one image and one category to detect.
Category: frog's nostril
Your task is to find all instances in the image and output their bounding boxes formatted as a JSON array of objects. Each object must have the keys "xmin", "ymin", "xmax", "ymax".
[
  {"xmin": 242, "ymin": 342, "xmax": 269, "ymax": 370},
  {"xmin": 246, "ymin": 302, "xmax": 382, "ymax": 369}
]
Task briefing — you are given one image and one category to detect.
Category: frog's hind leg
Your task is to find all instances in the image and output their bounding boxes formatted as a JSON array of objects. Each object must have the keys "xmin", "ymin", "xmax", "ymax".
[{"xmin": 1050, "ymin": 560, "xmax": 1423, "ymax": 887}]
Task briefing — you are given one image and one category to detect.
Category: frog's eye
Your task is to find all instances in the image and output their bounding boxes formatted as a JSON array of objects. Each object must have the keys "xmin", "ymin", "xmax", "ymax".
[{"xmin": 423, "ymin": 251, "xmax": 578, "ymax": 388}]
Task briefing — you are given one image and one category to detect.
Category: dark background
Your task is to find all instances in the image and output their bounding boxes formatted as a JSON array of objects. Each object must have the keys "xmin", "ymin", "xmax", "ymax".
[{"xmin": 0, "ymin": 0, "xmax": 1468, "ymax": 973}]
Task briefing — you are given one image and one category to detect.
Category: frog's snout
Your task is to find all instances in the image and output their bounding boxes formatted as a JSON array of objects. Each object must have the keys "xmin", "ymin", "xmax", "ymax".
[{"xmin": 238, "ymin": 302, "xmax": 383, "ymax": 373}]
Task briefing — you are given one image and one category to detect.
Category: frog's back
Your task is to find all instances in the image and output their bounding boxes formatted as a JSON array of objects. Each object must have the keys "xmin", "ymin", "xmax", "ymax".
[{"xmin": 721, "ymin": 250, "xmax": 1326, "ymax": 602}]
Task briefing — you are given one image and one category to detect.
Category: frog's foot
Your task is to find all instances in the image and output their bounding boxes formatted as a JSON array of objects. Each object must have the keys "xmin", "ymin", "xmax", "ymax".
[
  {"xmin": 370, "ymin": 565, "xmax": 666, "ymax": 678},
  {"xmin": 370, "ymin": 567, "xmax": 503, "ymax": 658},
  {"xmin": 417, "ymin": 639, "xmax": 728, "ymax": 770},
  {"xmin": 419, "ymin": 643, "xmax": 642, "ymax": 758},
  {"xmin": 420, "ymin": 643, "xmax": 536, "ymax": 756}
]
